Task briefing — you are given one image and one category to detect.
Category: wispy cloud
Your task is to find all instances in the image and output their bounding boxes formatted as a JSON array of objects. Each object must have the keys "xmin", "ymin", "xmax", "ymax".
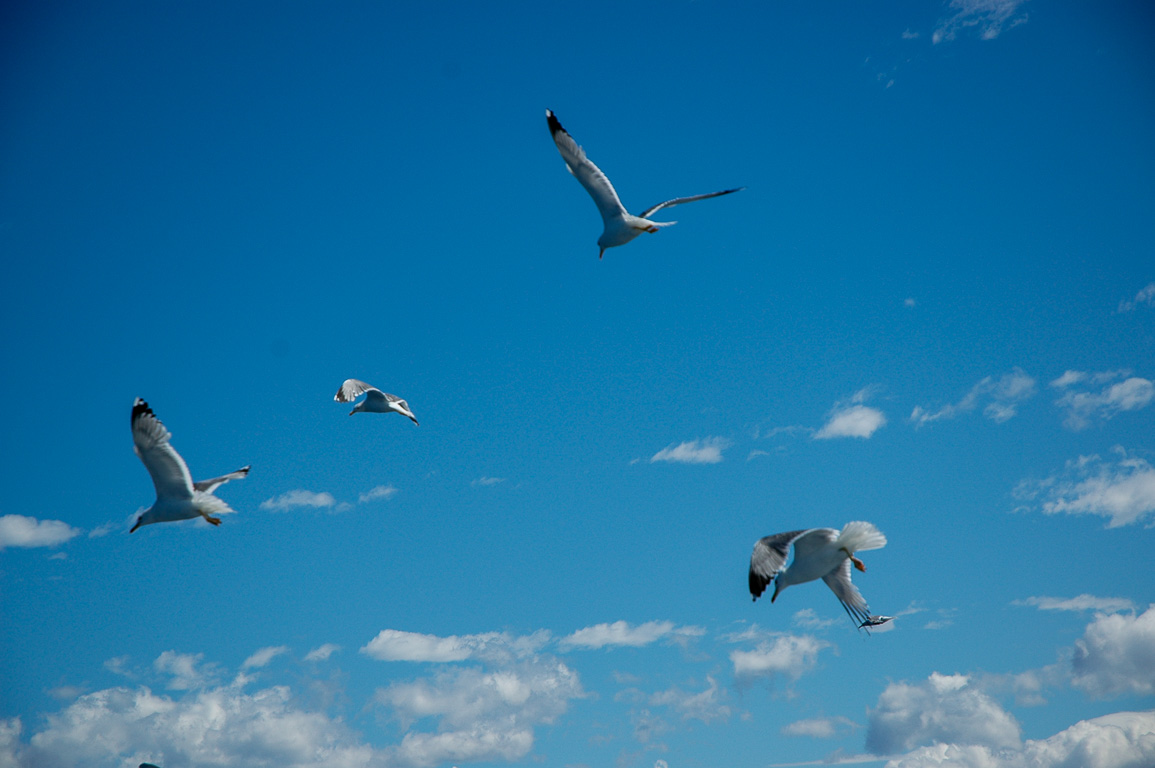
[
  {"xmin": 815, "ymin": 389, "xmax": 886, "ymax": 440},
  {"xmin": 358, "ymin": 484, "xmax": 398, "ymax": 503},
  {"xmin": 241, "ymin": 646, "xmax": 289, "ymax": 670},
  {"xmin": 0, "ymin": 514, "xmax": 81, "ymax": 550},
  {"xmin": 650, "ymin": 437, "xmax": 732, "ymax": 464},
  {"xmin": 1014, "ymin": 447, "xmax": 1155, "ymax": 527},
  {"xmin": 153, "ymin": 651, "xmax": 219, "ymax": 691},
  {"xmin": 262, "ymin": 485, "xmax": 400, "ymax": 512},
  {"xmin": 649, "ymin": 676, "xmax": 731, "ymax": 724},
  {"xmin": 1014, "ymin": 595, "xmax": 1136, "ymax": 613},
  {"xmin": 471, "ymin": 476, "xmax": 506, "ymax": 487},
  {"xmin": 910, "ymin": 367, "xmax": 1036, "ymax": 427},
  {"xmin": 781, "ymin": 715, "xmax": 860, "ymax": 739},
  {"xmin": 1118, "ymin": 282, "xmax": 1155, "ymax": 312},
  {"xmin": 933, "ymin": 0, "xmax": 1028, "ymax": 44},
  {"xmin": 304, "ymin": 643, "xmax": 340, "ymax": 662},
  {"xmin": 361, "ymin": 629, "xmax": 496, "ymax": 662},
  {"xmin": 1050, "ymin": 369, "xmax": 1153, "ymax": 430},
  {"xmin": 729, "ymin": 631, "xmax": 830, "ymax": 683},
  {"xmin": 560, "ymin": 620, "xmax": 703, "ymax": 650},
  {"xmin": 260, "ymin": 490, "xmax": 339, "ymax": 512}
]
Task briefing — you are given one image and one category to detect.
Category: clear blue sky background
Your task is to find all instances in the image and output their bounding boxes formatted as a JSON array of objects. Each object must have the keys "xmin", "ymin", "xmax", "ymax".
[{"xmin": 2, "ymin": 2, "xmax": 1154, "ymax": 767}]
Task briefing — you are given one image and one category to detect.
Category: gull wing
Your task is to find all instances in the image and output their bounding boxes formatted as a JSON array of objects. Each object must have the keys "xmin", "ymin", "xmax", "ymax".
[
  {"xmin": 193, "ymin": 465, "xmax": 251, "ymax": 493},
  {"xmin": 749, "ymin": 528, "xmax": 811, "ymax": 600},
  {"xmin": 131, "ymin": 398, "xmax": 194, "ymax": 501},
  {"xmin": 822, "ymin": 559, "xmax": 872, "ymax": 628},
  {"xmin": 335, "ymin": 378, "xmax": 378, "ymax": 403},
  {"xmin": 637, "ymin": 187, "xmax": 744, "ymax": 220},
  {"xmin": 547, "ymin": 110, "xmax": 627, "ymax": 225}
]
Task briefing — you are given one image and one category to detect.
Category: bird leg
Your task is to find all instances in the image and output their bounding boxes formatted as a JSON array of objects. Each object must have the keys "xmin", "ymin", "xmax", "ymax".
[
  {"xmin": 201, "ymin": 512, "xmax": 222, "ymax": 526},
  {"xmin": 851, "ymin": 555, "xmax": 866, "ymax": 572}
]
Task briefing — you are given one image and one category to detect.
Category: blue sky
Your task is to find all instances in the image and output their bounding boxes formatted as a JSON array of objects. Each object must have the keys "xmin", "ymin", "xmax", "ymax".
[{"xmin": 1, "ymin": 1, "xmax": 1154, "ymax": 767}]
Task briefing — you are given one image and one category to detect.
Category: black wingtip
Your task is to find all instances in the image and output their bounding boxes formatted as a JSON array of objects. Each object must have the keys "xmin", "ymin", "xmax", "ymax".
[
  {"xmin": 131, "ymin": 398, "xmax": 153, "ymax": 426},
  {"xmin": 546, "ymin": 109, "xmax": 564, "ymax": 137}
]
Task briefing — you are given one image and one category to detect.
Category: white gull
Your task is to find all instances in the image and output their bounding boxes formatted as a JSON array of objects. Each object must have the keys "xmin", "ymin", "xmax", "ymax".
[
  {"xmin": 749, "ymin": 521, "xmax": 887, "ymax": 629},
  {"xmin": 130, "ymin": 398, "xmax": 249, "ymax": 533},
  {"xmin": 546, "ymin": 109, "xmax": 743, "ymax": 258},
  {"xmin": 335, "ymin": 379, "xmax": 419, "ymax": 425}
]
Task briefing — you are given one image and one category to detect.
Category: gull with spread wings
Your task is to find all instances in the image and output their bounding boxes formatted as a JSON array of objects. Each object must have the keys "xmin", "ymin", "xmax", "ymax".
[
  {"xmin": 335, "ymin": 379, "xmax": 419, "ymax": 425},
  {"xmin": 749, "ymin": 521, "xmax": 887, "ymax": 630},
  {"xmin": 546, "ymin": 109, "xmax": 743, "ymax": 258},
  {"xmin": 129, "ymin": 398, "xmax": 249, "ymax": 532}
]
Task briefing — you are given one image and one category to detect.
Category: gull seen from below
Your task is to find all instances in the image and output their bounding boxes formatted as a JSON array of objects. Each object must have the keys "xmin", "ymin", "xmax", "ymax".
[
  {"xmin": 749, "ymin": 521, "xmax": 887, "ymax": 630},
  {"xmin": 335, "ymin": 379, "xmax": 419, "ymax": 425},
  {"xmin": 129, "ymin": 398, "xmax": 250, "ymax": 533},
  {"xmin": 546, "ymin": 109, "xmax": 743, "ymax": 258}
]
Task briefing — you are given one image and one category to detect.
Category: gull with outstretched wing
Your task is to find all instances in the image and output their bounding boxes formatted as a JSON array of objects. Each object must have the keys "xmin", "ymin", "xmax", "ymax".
[
  {"xmin": 546, "ymin": 109, "xmax": 743, "ymax": 258},
  {"xmin": 335, "ymin": 379, "xmax": 419, "ymax": 425},
  {"xmin": 749, "ymin": 521, "xmax": 887, "ymax": 630},
  {"xmin": 129, "ymin": 398, "xmax": 249, "ymax": 533}
]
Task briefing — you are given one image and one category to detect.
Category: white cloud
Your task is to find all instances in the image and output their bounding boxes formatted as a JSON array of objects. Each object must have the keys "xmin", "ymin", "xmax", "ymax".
[
  {"xmin": 152, "ymin": 651, "xmax": 219, "ymax": 691},
  {"xmin": 815, "ymin": 404, "xmax": 887, "ymax": 440},
  {"xmin": 884, "ymin": 710, "xmax": 1155, "ymax": 768},
  {"xmin": 649, "ymin": 675, "xmax": 731, "ymax": 723},
  {"xmin": 241, "ymin": 646, "xmax": 289, "ymax": 670},
  {"xmin": 1050, "ymin": 370, "xmax": 1154, "ymax": 430},
  {"xmin": 1071, "ymin": 606, "xmax": 1155, "ymax": 699},
  {"xmin": 910, "ymin": 368, "xmax": 1036, "ymax": 427},
  {"xmin": 791, "ymin": 608, "xmax": 839, "ymax": 630},
  {"xmin": 1015, "ymin": 595, "xmax": 1136, "ymax": 613},
  {"xmin": 650, "ymin": 437, "xmax": 731, "ymax": 464},
  {"xmin": 361, "ymin": 629, "xmax": 501, "ymax": 662},
  {"xmin": 782, "ymin": 715, "xmax": 860, "ymax": 739},
  {"xmin": 11, "ymin": 682, "xmax": 374, "ymax": 768},
  {"xmin": 1015, "ymin": 448, "xmax": 1155, "ymax": 527},
  {"xmin": 815, "ymin": 389, "xmax": 888, "ymax": 440},
  {"xmin": 259, "ymin": 490, "xmax": 337, "ymax": 512},
  {"xmin": 0, "ymin": 514, "xmax": 81, "ymax": 550},
  {"xmin": 932, "ymin": 0, "xmax": 1028, "ymax": 44},
  {"xmin": 1118, "ymin": 282, "xmax": 1155, "ymax": 312},
  {"xmin": 471, "ymin": 476, "xmax": 505, "ymax": 487},
  {"xmin": 358, "ymin": 484, "xmax": 398, "ymax": 504},
  {"xmin": 373, "ymin": 648, "xmax": 583, "ymax": 768},
  {"xmin": 866, "ymin": 672, "xmax": 1021, "ymax": 755},
  {"xmin": 304, "ymin": 644, "xmax": 340, "ymax": 662},
  {"xmin": 729, "ymin": 633, "xmax": 830, "ymax": 682},
  {"xmin": 561, "ymin": 620, "xmax": 685, "ymax": 650}
]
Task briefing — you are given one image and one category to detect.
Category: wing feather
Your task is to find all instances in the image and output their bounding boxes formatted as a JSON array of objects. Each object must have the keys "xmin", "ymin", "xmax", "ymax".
[
  {"xmin": 336, "ymin": 379, "xmax": 378, "ymax": 403},
  {"xmin": 193, "ymin": 465, "xmax": 251, "ymax": 493},
  {"xmin": 131, "ymin": 398, "xmax": 194, "ymax": 501},
  {"xmin": 822, "ymin": 559, "xmax": 872, "ymax": 628},
  {"xmin": 749, "ymin": 528, "xmax": 811, "ymax": 600},
  {"xmin": 637, "ymin": 187, "xmax": 744, "ymax": 219},
  {"xmin": 547, "ymin": 110, "xmax": 627, "ymax": 225}
]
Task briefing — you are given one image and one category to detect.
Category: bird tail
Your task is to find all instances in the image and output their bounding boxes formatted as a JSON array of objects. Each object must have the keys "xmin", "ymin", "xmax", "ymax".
[
  {"xmin": 835, "ymin": 521, "xmax": 886, "ymax": 553},
  {"xmin": 193, "ymin": 491, "xmax": 237, "ymax": 517}
]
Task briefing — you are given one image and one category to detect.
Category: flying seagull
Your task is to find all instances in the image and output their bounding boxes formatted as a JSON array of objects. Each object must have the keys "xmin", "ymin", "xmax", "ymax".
[
  {"xmin": 335, "ymin": 379, "xmax": 419, "ymax": 425},
  {"xmin": 130, "ymin": 398, "xmax": 249, "ymax": 533},
  {"xmin": 546, "ymin": 109, "xmax": 743, "ymax": 258},
  {"xmin": 749, "ymin": 521, "xmax": 887, "ymax": 629}
]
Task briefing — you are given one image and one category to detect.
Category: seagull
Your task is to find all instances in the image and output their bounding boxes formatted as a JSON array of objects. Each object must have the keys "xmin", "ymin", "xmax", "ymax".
[
  {"xmin": 546, "ymin": 109, "xmax": 743, "ymax": 258},
  {"xmin": 335, "ymin": 379, "xmax": 419, "ymax": 425},
  {"xmin": 749, "ymin": 521, "xmax": 887, "ymax": 629},
  {"xmin": 130, "ymin": 398, "xmax": 249, "ymax": 533}
]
